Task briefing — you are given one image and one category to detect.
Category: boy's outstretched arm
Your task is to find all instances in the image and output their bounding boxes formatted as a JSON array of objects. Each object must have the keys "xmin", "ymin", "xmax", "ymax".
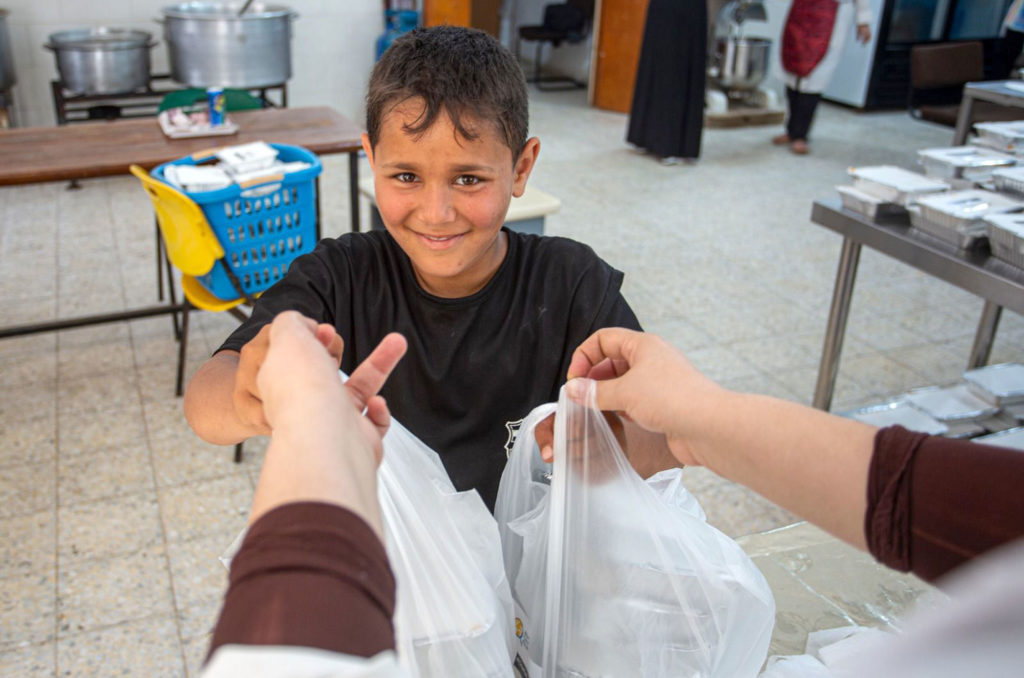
[{"xmin": 184, "ymin": 322, "xmax": 345, "ymax": 446}]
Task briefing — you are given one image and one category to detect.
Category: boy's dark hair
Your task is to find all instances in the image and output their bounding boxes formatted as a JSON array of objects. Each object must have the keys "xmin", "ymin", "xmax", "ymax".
[{"xmin": 366, "ymin": 25, "xmax": 529, "ymax": 158}]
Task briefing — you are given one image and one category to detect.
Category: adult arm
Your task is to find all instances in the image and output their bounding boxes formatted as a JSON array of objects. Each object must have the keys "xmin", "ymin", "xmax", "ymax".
[
  {"xmin": 538, "ymin": 259, "xmax": 679, "ymax": 476},
  {"xmin": 567, "ymin": 328, "xmax": 1024, "ymax": 579},
  {"xmin": 206, "ymin": 312, "xmax": 407, "ymax": 661},
  {"xmin": 867, "ymin": 426, "xmax": 1024, "ymax": 581}
]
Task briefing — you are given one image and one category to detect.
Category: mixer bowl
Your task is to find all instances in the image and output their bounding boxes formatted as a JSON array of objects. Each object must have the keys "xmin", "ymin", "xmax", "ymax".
[{"xmin": 710, "ymin": 36, "xmax": 771, "ymax": 92}]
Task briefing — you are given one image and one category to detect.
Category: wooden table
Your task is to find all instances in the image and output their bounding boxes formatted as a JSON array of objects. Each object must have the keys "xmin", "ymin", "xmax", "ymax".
[
  {"xmin": 0, "ymin": 106, "xmax": 365, "ymax": 338},
  {"xmin": 0, "ymin": 106, "xmax": 364, "ymax": 232},
  {"xmin": 810, "ymin": 198, "xmax": 1024, "ymax": 411}
]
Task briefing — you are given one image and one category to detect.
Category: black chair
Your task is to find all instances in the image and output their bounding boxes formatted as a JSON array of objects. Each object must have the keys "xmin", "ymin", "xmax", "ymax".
[
  {"xmin": 516, "ymin": 0, "xmax": 594, "ymax": 90},
  {"xmin": 908, "ymin": 41, "xmax": 1021, "ymax": 127}
]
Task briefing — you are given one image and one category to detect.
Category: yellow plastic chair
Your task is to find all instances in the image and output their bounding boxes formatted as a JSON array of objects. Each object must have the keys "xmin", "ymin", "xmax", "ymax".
[{"xmin": 131, "ymin": 164, "xmax": 251, "ymax": 461}]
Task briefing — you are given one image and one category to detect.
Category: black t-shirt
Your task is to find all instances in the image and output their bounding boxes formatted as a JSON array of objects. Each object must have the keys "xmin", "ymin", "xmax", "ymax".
[{"xmin": 219, "ymin": 228, "xmax": 641, "ymax": 510}]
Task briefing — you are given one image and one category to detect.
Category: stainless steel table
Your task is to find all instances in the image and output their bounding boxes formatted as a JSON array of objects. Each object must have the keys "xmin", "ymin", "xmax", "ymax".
[
  {"xmin": 953, "ymin": 80, "xmax": 1024, "ymax": 145},
  {"xmin": 811, "ymin": 198, "xmax": 1024, "ymax": 411}
]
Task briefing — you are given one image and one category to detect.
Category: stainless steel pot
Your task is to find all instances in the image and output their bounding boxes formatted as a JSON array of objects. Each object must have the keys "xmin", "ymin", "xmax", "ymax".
[
  {"xmin": 160, "ymin": 3, "xmax": 296, "ymax": 89},
  {"xmin": 45, "ymin": 28, "xmax": 155, "ymax": 95},
  {"xmin": 0, "ymin": 9, "xmax": 18, "ymax": 92},
  {"xmin": 710, "ymin": 36, "xmax": 771, "ymax": 92}
]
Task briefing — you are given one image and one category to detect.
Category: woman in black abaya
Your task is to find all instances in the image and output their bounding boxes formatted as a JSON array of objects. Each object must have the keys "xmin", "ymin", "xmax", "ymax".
[{"xmin": 626, "ymin": 0, "xmax": 707, "ymax": 165}]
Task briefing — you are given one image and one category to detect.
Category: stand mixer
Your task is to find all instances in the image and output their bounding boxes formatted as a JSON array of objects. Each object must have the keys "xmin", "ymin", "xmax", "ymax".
[{"xmin": 706, "ymin": 0, "xmax": 783, "ymax": 127}]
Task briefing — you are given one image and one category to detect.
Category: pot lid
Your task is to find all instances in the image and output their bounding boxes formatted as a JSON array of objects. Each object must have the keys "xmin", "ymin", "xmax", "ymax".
[
  {"xmin": 161, "ymin": 2, "xmax": 295, "ymax": 19},
  {"xmin": 47, "ymin": 28, "xmax": 154, "ymax": 50}
]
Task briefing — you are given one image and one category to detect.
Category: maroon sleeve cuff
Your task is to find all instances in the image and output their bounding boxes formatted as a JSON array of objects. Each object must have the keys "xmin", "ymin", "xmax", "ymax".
[
  {"xmin": 208, "ymin": 501, "xmax": 395, "ymax": 661},
  {"xmin": 866, "ymin": 426, "xmax": 1024, "ymax": 583},
  {"xmin": 865, "ymin": 425, "xmax": 924, "ymax": 574}
]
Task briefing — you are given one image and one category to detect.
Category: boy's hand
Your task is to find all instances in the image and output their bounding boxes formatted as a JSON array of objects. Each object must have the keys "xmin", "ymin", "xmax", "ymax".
[
  {"xmin": 535, "ymin": 410, "xmax": 625, "ymax": 465},
  {"xmin": 257, "ymin": 311, "xmax": 407, "ymax": 459},
  {"xmin": 234, "ymin": 319, "xmax": 345, "ymax": 435}
]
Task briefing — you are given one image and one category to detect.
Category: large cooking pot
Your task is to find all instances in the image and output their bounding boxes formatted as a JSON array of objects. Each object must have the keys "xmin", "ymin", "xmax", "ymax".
[
  {"xmin": 0, "ymin": 9, "xmax": 15, "ymax": 92},
  {"xmin": 45, "ymin": 28, "xmax": 155, "ymax": 95},
  {"xmin": 160, "ymin": 2, "xmax": 296, "ymax": 89},
  {"xmin": 710, "ymin": 36, "xmax": 771, "ymax": 92}
]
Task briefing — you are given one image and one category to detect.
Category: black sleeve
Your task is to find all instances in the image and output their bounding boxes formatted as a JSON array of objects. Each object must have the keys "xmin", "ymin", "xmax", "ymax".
[
  {"xmin": 865, "ymin": 425, "xmax": 1024, "ymax": 583},
  {"xmin": 207, "ymin": 501, "xmax": 395, "ymax": 662},
  {"xmin": 583, "ymin": 267, "xmax": 643, "ymax": 335},
  {"xmin": 216, "ymin": 243, "xmax": 346, "ymax": 354},
  {"xmin": 556, "ymin": 258, "xmax": 642, "ymax": 383}
]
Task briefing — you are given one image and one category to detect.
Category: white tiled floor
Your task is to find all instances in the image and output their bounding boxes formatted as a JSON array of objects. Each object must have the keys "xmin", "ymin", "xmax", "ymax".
[{"xmin": 1, "ymin": 90, "xmax": 1022, "ymax": 676}]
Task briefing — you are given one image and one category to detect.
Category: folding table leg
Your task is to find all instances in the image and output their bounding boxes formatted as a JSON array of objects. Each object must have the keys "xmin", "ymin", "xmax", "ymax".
[
  {"xmin": 968, "ymin": 301, "xmax": 1002, "ymax": 369},
  {"xmin": 813, "ymin": 238, "xmax": 862, "ymax": 411}
]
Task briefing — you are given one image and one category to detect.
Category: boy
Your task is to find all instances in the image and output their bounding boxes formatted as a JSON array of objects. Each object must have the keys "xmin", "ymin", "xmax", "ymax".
[{"xmin": 185, "ymin": 26, "xmax": 650, "ymax": 511}]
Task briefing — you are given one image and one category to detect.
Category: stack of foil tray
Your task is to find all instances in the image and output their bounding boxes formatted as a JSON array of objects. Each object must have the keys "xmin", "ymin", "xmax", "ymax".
[
  {"xmin": 982, "ymin": 213, "xmax": 1024, "ymax": 269},
  {"xmin": 914, "ymin": 189, "xmax": 1023, "ymax": 249},
  {"xmin": 836, "ymin": 185, "xmax": 906, "ymax": 221},
  {"xmin": 917, "ymin": 146, "xmax": 1016, "ymax": 187},
  {"xmin": 964, "ymin": 363, "xmax": 1024, "ymax": 407},
  {"xmin": 847, "ymin": 165, "xmax": 948, "ymax": 206},
  {"xmin": 973, "ymin": 121, "xmax": 1024, "ymax": 155},
  {"xmin": 842, "ymin": 364, "xmax": 1024, "ymax": 440},
  {"xmin": 972, "ymin": 427, "xmax": 1024, "ymax": 451},
  {"xmin": 991, "ymin": 166, "xmax": 1024, "ymax": 197}
]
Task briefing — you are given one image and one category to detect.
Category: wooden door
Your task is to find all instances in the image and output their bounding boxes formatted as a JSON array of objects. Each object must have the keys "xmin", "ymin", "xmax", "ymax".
[
  {"xmin": 592, "ymin": 0, "xmax": 649, "ymax": 113},
  {"xmin": 423, "ymin": 0, "xmax": 501, "ymax": 37}
]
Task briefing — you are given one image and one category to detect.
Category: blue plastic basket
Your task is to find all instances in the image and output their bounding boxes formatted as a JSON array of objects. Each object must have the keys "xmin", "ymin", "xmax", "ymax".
[{"xmin": 153, "ymin": 143, "xmax": 322, "ymax": 301}]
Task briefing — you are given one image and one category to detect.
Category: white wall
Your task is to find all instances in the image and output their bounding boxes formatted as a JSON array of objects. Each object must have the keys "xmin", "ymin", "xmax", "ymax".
[{"xmin": 1, "ymin": 0, "xmax": 382, "ymax": 128}]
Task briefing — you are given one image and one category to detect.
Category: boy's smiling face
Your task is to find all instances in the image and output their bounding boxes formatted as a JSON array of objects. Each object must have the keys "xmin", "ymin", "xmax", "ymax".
[{"xmin": 363, "ymin": 98, "xmax": 539, "ymax": 298}]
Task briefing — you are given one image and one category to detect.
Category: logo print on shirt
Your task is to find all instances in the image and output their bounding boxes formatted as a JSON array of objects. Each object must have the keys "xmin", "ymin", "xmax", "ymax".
[{"xmin": 504, "ymin": 418, "xmax": 524, "ymax": 458}]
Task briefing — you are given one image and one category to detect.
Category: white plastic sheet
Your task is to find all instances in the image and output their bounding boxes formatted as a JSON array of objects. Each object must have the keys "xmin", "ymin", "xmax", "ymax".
[{"xmin": 496, "ymin": 383, "xmax": 776, "ymax": 677}]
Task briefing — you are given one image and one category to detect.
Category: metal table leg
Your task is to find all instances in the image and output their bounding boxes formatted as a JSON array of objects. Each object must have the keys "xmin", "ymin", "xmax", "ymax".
[
  {"xmin": 349, "ymin": 150, "xmax": 360, "ymax": 233},
  {"xmin": 952, "ymin": 92, "xmax": 976, "ymax": 146},
  {"xmin": 967, "ymin": 300, "xmax": 1002, "ymax": 369},
  {"xmin": 813, "ymin": 237, "xmax": 862, "ymax": 411}
]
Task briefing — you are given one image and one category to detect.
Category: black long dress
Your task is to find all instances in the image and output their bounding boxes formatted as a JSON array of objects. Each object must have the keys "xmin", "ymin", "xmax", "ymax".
[{"xmin": 626, "ymin": 0, "xmax": 707, "ymax": 160}]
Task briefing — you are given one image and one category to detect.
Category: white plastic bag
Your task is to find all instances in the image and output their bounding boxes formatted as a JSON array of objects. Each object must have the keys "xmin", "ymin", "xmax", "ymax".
[
  {"xmin": 221, "ymin": 410, "xmax": 515, "ymax": 678},
  {"xmin": 377, "ymin": 417, "xmax": 515, "ymax": 677},
  {"xmin": 496, "ymin": 383, "xmax": 776, "ymax": 677},
  {"xmin": 494, "ymin": 403, "xmax": 558, "ymax": 672}
]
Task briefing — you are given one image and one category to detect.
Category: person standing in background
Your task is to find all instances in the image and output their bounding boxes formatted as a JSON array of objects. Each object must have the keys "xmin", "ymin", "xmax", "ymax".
[
  {"xmin": 1002, "ymin": 0, "xmax": 1024, "ymax": 79},
  {"xmin": 626, "ymin": 0, "xmax": 708, "ymax": 166},
  {"xmin": 772, "ymin": 0, "xmax": 872, "ymax": 155}
]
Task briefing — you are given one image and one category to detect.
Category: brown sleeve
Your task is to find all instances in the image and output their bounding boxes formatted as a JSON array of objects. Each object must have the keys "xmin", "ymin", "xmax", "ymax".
[
  {"xmin": 207, "ymin": 501, "xmax": 395, "ymax": 662},
  {"xmin": 865, "ymin": 425, "xmax": 1024, "ymax": 583}
]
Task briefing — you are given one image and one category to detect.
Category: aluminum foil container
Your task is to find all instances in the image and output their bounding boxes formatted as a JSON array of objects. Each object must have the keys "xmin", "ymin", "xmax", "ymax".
[
  {"xmin": 983, "ymin": 213, "xmax": 1024, "ymax": 268},
  {"xmin": 915, "ymin": 189, "xmax": 1023, "ymax": 249},
  {"xmin": 972, "ymin": 427, "xmax": 1024, "ymax": 451},
  {"xmin": 836, "ymin": 185, "xmax": 906, "ymax": 221},
  {"xmin": 848, "ymin": 166, "xmax": 948, "ymax": 206},
  {"xmin": 974, "ymin": 121, "xmax": 1024, "ymax": 154},
  {"xmin": 991, "ymin": 166, "xmax": 1024, "ymax": 197},
  {"xmin": 844, "ymin": 400, "xmax": 948, "ymax": 435},
  {"xmin": 964, "ymin": 363, "xmax": 1024, "ymax": 406},
  {"xmin": 903, "ymin": 384, "xmax": 1000, "ymax": 421},
  {"xmin": 917, "ymin": 146, "xmax": 1016, "ymax": 182}
]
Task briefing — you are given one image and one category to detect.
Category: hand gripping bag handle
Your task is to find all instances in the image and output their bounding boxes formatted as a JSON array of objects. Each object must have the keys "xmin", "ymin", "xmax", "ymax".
[{"xmin": 540, "ymin": 381, "xmax": 775, "ymax": 678}]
